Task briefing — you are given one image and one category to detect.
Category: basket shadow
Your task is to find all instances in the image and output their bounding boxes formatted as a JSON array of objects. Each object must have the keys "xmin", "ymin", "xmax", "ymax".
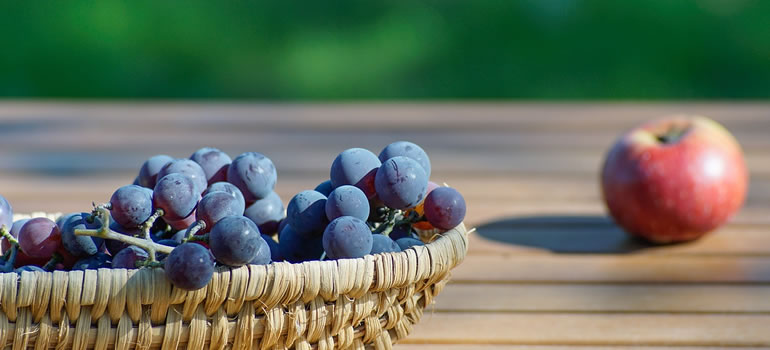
[{"xmin": 475, "ymin": 215, "xmax": 658, "ymax": 254}]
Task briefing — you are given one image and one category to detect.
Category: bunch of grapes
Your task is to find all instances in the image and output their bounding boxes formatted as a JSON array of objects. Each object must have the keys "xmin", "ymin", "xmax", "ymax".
[
  {"xmin": 0, "ymin": 141, "xmax": 465, "ymax": 292},
  {"xmin": 282, "ymin": 141, "xmax": 466, "ymax": 262}
]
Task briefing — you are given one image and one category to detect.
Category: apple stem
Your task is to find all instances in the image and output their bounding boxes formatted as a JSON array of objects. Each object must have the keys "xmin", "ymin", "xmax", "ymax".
[{"xmin": 657, "ymin": 126, "xmax": 689, "ymax": 144}]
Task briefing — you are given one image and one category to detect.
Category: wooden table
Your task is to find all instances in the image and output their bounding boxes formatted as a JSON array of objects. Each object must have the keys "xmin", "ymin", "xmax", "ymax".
[{"xmin": 1, "ymin": 102, "xmax": 768, "ymax": 349}]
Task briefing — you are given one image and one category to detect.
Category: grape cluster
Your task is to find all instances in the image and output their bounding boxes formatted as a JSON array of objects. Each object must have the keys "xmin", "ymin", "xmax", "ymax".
[
  {"xmin": 0, "ymin": 141, "xmax": 466, "ymax": 292},
  {"xmin": 280, "ymin": 141, "xmax": 466, "ymax": 264}
]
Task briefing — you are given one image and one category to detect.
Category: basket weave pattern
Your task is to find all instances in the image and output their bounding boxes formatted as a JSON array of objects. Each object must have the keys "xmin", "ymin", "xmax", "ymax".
[{"xmin": 0, "ymin": 219, "xmax": 468, "ymax": 349}]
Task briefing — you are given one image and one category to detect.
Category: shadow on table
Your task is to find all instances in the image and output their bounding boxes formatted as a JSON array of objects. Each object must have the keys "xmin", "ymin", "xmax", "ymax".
[{"xmin": 475, "ymin": 215, "xmax": 663, "ymax": 254}]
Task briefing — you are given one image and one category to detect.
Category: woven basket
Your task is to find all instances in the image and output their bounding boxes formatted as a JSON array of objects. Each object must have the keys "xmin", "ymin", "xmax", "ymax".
[{"xmin": 1, "ymin": 213, "xmax": 468, "ymax": 350}]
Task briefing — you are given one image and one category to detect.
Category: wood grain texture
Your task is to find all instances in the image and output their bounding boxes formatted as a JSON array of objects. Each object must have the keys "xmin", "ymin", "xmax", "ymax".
[
  {"xmin": 451, "ymin": 255, "xmax": 770, "ymax": 283},
  {"xmin": 404, "ymin": 313, "xmax": 770, "ymax": 346},
  {"xmin": 432, "ymin": 284, "xmax": 770, "ymax": 313},
  {"xmin": 0, "ymin": 102, "xmax": 768, "ymax": 348},
  {"xmin": 396, "ymin": 346, "xmax": 770, "ymax": 350}
]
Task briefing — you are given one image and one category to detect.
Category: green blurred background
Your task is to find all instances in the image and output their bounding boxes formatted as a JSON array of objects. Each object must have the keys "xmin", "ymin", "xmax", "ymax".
[{"xmin": 1, "ymin": 0, "xmax": 768, "ymax": 99}]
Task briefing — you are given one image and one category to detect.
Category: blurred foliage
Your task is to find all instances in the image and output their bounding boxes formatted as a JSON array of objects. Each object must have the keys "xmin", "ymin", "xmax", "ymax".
[{"xmin": 1, "ymin": 0, "xmax": 769, "ymax": 99}]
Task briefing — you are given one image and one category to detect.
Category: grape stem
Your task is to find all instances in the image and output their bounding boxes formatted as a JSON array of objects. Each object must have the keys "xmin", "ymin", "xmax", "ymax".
[
  {"xmin": 182, "ymin": 220, "xmax": 206, "ymax": 243},
  {"xmin": 138, "ymin": 260, "xmax": 163, "ymax": 269},
  {"xmin": 74, "ymin": 207, "xmax": 174, "ymax": 257},
  {"xmin": 139, "ymin": 209, "xmax": 164, "ymax": 241},
  {"xmin": 42, "ymin": 252, "xmax": 62, "ymax": 271},
  {"xmin": 0, "ymin": 227, "xmax": 22, "ymax": 270},
  {"xmin": 185, "ymin": 233, "xmax": 209, "ymax": 244},
  {"xmin": 1, "ymin": 243, "xmax": 19, "ymax": 268},
  {"xmin": 1, "ymin": 226, "xmax": 20, "ymax": 247},
  {"xmin": 373, "ymin": 209, "xmax": 423, "ymax": 236},
  {"xmin": 373, "ymin": 208, "xmax": 399, "ymax": 236}
]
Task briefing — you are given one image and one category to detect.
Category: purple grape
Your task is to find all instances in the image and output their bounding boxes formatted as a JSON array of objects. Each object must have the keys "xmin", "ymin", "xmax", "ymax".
[
  {"xmin": 0, "ymin": 195, "xmax": 12, "ymax": 232},
  {"xmin": 389, "ymin": 223, "xmax": 415, "ymax": 241},
  {"xmin": 153, "ymin": 173, "xmax": 199, "ymax": 221},
  {"xmin": 190, "ymin": 147, "xmax": 232, "ymax": 185},
  {"xmin": 18, "ymin": 218, "xmax": 61, "ymax": 258},
  {"xmin": 325, "ymin": 185, "xmax": 369, "ymax": 222},
  {"xmin": 157, "ymin": 159, "xmax": 208, "ymax": 194},
  {"xmin": 276, "ymin": 219, "xmax": 288, "ymax": 237},
  {"xmin": 10, "ymin": 219, "xmax": 28, "ymax": 236},
  {"xmin": 164, "ymin": 230, "xmax": 187, "ymax": 244},
  {"xmin": 166, "ymin": 212, "xmax": 198, "ymax": 231},
  {"xmin": 322, "ymin": 216, "xmax": 373, "ymax": 259},
  {"xmin": 132, "ymin": 176, "xmax": 141, "ymax": 186},
  {"xmin": 110, "ymin": 185, "xmax": 154, "ymax": 228},
  {"xmin": 249, "ymin": 235, "xmax": 272, "ymax": 265},
  {"xmin": 379, "ymin": 141, "xmax": 431, "ymax": 178},
  {"xmin": 227, "ymin": 152, "xmax": 277, "ymax": 203},
  {"xmin": 395, "ymin": 237, "xmax": 424, "ymax": 251},
  {"xmin": 164, "ymin": 243, "xmax": 215, "ymax": 290},
  {"xmin": 278, "ymin": 224, "xmax": 323, "ymax": 263},
  {"xmin": 111, "ymin": 246, "xmax": 148, "ymax": 269},
  {"xmin": 196, "ymin": 192, "xmax": 246, "ymax": 232},
  {"xmin": 209, "ymin": 216, "xmax": 263, "ymax": 266},
  {"xmin": 137, "ymin": 154, "xmax": 173, "ymax": 189},
  {"xmin": 59, "ymin": 212, "xmax": 104, "ymax": 257},
  {"xmin": 154, "ymin": 239, "xmax": 180, "ymax": 261},
  {"xmin": 261, "ymin": 234, "xmax": 281, "ymax": 261},
  {"xmin": 330, "ymin": 148, "xmax": 381, "ymax": 198},
  {"xmin": 374, "ymin": 156, "xmax": 428, "ymax": 209},
  {"xmin": 286, "ymin": 190, "xmax": 328, "ymax": 236},
  {"xmin": 423, "ymin": 187, "xmax": 466, "ymax": 230},
  {"xmin": 204, "ymin": 182, "xmax": 246, "ymax": 209},
  {"xmin": 370, "ymin": 234, "xmax": 401, "ymax": 254},
  {"xmin": 72, "ymin": 252, "xmax": 111, "ymax": 270},
  {"xmin": 314, "ymin": 180, "xmax": 333, "ymax": 196},
  {"xmin": 244, "ymin": 191, "xmax": 284, "ymax": 235}
]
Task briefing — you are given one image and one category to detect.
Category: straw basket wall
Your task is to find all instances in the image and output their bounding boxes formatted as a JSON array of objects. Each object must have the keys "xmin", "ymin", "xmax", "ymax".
[{"xmin": 0, "ymin": 214, "xmax": 468, "ymax": 350}]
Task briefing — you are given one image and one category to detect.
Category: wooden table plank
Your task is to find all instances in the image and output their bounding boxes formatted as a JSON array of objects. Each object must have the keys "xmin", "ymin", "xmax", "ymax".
[
  {"xmin": 452, "ymin": 255, "xmax": 770, "ymax": 283},
  {"xmin": 432, "ymin": 284, "xmax": 770, "ymax": 313},
  {"xmin": 396, "ymin": 346, "xmax": 770, "ymax": 350},
  {"xmin": 404, "ymin": 313, "xmax": 770, "ymax": 346}
]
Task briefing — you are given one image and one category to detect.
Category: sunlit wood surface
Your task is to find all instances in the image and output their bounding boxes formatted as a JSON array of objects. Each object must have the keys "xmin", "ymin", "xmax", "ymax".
[{"xmin": 1, "ymin": 102, "xmax": 769, "ymax": 349}]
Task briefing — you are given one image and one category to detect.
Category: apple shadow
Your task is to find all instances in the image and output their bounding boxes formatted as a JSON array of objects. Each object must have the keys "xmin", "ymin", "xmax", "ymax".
[{"xmin": 475, "ymin": 215, "xmax": 661, "ymax": 254}]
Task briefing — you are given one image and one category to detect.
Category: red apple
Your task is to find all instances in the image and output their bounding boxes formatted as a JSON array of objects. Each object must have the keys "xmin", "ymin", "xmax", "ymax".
[{"xmin": 601, "ymin": 116, "xmax": 748, "ymax": 243}]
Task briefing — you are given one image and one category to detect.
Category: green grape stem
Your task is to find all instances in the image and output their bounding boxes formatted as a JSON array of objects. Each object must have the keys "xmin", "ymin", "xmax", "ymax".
[
  {"xmin": 74, "ymin": 207, "xmax": 173, "ymax": 260},
  {"xmin": 185, "ymin": 233, "xmax": 209, "ymax": 244},
  {"xmin": 137, "ymin": 260, "xmax": 163, "ymax": 269},
  {"xmin": 374, "ymin": 208, "xmax": 401, "ymax": 236},
  {"xmin": 373, "ymin": 208, "xmax": 425, "ymax": 236},
  {"xmin": 1, "ymin": 226, "xmax": 23, "ymax": 264},
  {"xmin": 42, "ymin": 252, "xmax": 63, "ymax": 271},
  {"xmin": 182, "ymin": 221, "xmax": 206, "ymax": 243},
  {"xmin": 2, "ymin": 244, "xmax": 19, "ymax": 267},
  {"xmin": 141, "ymin": 209, "xmax": 165, "ymax": 241},
  {"xmin": 1, "ymin": 226, "xmax": 19, "ymax": 247}
]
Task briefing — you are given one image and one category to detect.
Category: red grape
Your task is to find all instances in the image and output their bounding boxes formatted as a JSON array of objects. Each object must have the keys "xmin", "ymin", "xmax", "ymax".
[
  {"xmin": 18, "ymin": 217, "xmax": 62, "ymax": 258},
  {"xmin": 423, "ymin": 187, "xmax": 466, "ymax": 230}
]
